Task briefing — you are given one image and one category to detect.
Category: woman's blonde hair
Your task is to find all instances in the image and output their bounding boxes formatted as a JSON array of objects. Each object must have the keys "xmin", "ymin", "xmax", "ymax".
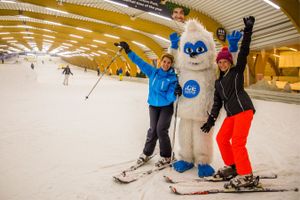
[{"xmin": 160, "ymin": 53, "xmax": 174, "ymax": 64}]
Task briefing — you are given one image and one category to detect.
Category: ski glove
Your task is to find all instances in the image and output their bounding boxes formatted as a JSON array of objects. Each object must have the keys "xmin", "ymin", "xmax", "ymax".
[
  {"xmin": 169, "ymin": 32, "xmax": 180, "ymax": 49},
  {"xmin": 201, "ymin": 114, "xmax": 216, "ymax": 133},
  {"xmin": 174, "ymin": 83, "xmax": 182, "ymax": 97},
  {"xmin": 119, "ymin": 41, "xmax": 132, "ymax": 54},
  {"xmin": 243, "ymin": 16, "xmax": 255, "ymax": 33},
  {"xmin": 227, "ymin": 30, "xmax": 242, "ymax": 53}
]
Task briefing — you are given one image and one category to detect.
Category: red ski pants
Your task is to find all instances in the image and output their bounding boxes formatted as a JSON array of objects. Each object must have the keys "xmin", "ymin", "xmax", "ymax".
[{"xmin": 216, "ymin": 110, "xmax": 253, "ymax": 175}]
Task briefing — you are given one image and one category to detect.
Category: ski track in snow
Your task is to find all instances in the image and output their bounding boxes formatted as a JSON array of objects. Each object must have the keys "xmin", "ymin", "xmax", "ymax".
[{"xmin": 0, "ymin": 56, "xmax": 299, "ymax": 200}]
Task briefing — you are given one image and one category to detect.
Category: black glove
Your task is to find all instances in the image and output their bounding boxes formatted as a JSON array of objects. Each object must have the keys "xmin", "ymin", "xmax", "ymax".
[
  {"xmin": 201, "ymin": 114, "xmax": 216, "ymax": 133},
  {"xmin": 243, "ymin": 16, "xmax": 255, "ymax": 32},
  {"xmin": 174, "ymin": 83, "xmax": 182, "ymax": 97},
  {"xmin": 119, "ymin": 41, "xmax": 131, "ymax": 54}
]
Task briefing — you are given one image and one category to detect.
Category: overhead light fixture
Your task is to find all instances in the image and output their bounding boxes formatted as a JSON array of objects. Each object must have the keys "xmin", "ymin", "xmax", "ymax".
[
  {"xmin": 45, "ymin": 7, "xmax": 69, "ymax": 14},
  {"xmin": 91, "ymin": 52, "xmax": 100, "ymax": 56},
  {"xmin": 120, "ymin": 26, "xmax": 134, "ymax": 31},
  {"xmin": 69, "ymin": 34, "xmax": 83, "ymax": 39},
  {"xmin": 104, "ymin": 34, "xmax": 120, "ymax": 39},
  {"xmin": 148, "ymin": 12, "xmax": 171, "ymax": 21},
  {"xmin": 42, "ymin": 28, "xmax": 53, "ymax": 32},
  {"xmin": 17, "ymin": 25, "xmax": 33, "ymax": 28},
  {"xmin": 43, "ymin": 39, "xmax": 54, "ymax": 43},
  {"xmin": 289, "ymin": 48, "xmax": 297, "ymax": 52},
  {"xmin": 76, "ymin": 27, "xmax": 92, "ymax": 32},
  {"xmin": 62, "ymin": 43, "xmax": 73, "ymax": 46},
  {"xmin": 132, "ymin": 41, "xmax": 146, "ymax": 48},
  {"xmin": 80, "ymin": 46, "xmax": 90, "ymax": 50},
  {"xmin": 1, "ymin": 37, "xmax": 14, "ymax": 40},
  {"xmin": 263, "ymin": 0, "xmax": 280, "ymax": 9},
  {"xmin": 0, "ymin": 45, "xmax": 8, "ymax": 47},
  {"xmin": 1, "ymin": 0, "xmax": 16, "ymax": 3},
  {"xmin": 97, "ymin": 50, "xmax": 107, "ymax": 55},
  {"xmin": 20, "ymin": 32, "xmax": 34, "ymax": 34},
  {"xmin": 68, "ymin": 40, "xmax": 78, "ymax": 43},
  {"xmin": 154, "ymin": 35, "xmax": 170, "ymax": 43},
  {"xmin": 0, "ymin": 32, "xmax": 10, "ymax": 35},
  {"xmin": 23, "ymin": 36, "xmax": 34, "ymax": 39},
  {"xmin": 18, "ymin": 15, "xmax": 29, "ymax": 19},
  {"xmin": 43, "ymin": 35, "xmax": 55, "ymax": 39},
  {"xmin": 44, "ymin": 20, "xmax": 62, "ymax": 26},
  {"xmin": 103, "ymin": 0, "xmax": 128, "ymax": 7},
  {"xmin": 93, "ymin": 39, "xmax": 106, "ymax": 44},
  {"xmin": 7, "ymin": 40, "xmax": 17, "ymax": 43}
]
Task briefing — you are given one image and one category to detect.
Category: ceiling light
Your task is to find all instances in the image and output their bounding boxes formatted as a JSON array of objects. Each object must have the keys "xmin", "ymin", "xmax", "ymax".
[
  {"xmin": 97, "ymin": 50, "xmax": 107, "ymax": 55},
  {"xmin": 148, "ymin": 12, "xmax": 171, "ymax": 21},
  {"xmin": 272, "ymin": 54, "xmax": 280, "ymax": 58},
  {"xmin": 103, "ymin": 0, "xmax": 128, "ymax": 7},
  {"xmin": 1, "ymin": 37, "xmax": 14, "ymax": 40},
  {"xmin": 68, "ymin": 40, "xmax": 78, "ymax": 43},
  {"xmin": 62, "ymin": 43, "xmax": 73, "ymax": 47},
  {"xmin": 76, "ymin": 27, "xmax": 92, "ymax": 32},
  {"xmin": 18, "ymin": 15, "xmax": 29, "ymax": 19},
  {"xmin": 263, "ymin": 0, "xmax": 280, "ymax": 9},
  {"xmin": 0, "ymin": 45, "xmax": 8, "ymax": 47},
  {"xmin": 7, "ymin": 40, "xmax": 17, "ymax": 43},
  {"xmin": 0, "ymin": 32, "xmax": 10, "ymax": 35},
  {"xmin": 45, "ymin": 7, "xmax": 69, "ymax": 14},
  {"xmin": 23, "ymin": 36, "xmax": 34, "ymax": 39},
  {"xmin": 154, "ymin": 35, "xmax": 170, "ymax": 43},
  {"xmin": 42, "ymin": 29, "xmax": 53, "ymax": 32},
  {"xmin": 1, "ymin": 0, "xmax": 16, "ymax": 3},
  {"xmin": 93, "ymin": 39, "xmax": 106, "ymax": 44},
  {"xmin": 104, "ymin": 34, "xmax": 120, "ymax": 39},
  {"xmin": 91, "ymin": 52, "xmax": 100, "ymax": 56},
  {"xmin": 120, "ymin": 26, "xmax": 133, "ymax": 31},
  {"xmin": 289, "ymin": 48, "xmax": 297, "ymax": 52},
  {"xmin": 80, "ymin": 46, "xmax": 90, "ymax": 50},
  {"xmin": 43, "ymin": 39, "xmax": 54, "ymax": 43},
  {"xmin": 44, "ymin": 20, "xmax": 62, "ymax": 26},
  {"xmin": 70, "ymin": 34, "xmax": 83, "ymax": 39},
  {"xmin": 20, "ymin": 32, "xmax": 34, "ymax": 34},
  {"xmin": 132, "ymin": 41, "xmax": 146, "ymax": 48},
  {"xmin": 43, "ymin": 35, "xmax": 55, "ymax": 39}
]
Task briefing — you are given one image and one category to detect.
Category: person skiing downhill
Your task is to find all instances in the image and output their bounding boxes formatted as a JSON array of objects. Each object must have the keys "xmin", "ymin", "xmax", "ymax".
[
  {"xmin": 62, "ymin": 65, "xmax": 73, "ymax": 86},
  {"xmin": 201, "ymin": 16, "xmax": 257, "ymax": 189},
  {"xmin": 118, "ymin": 41, "xmax": 182, "ymax": 167}
]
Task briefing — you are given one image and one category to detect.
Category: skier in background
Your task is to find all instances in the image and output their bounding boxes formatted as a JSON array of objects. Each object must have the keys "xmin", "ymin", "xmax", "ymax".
[
  {"xmin": 62, "ymin": 65, "xmax": 73, "ymax": 86},
  {"xmin": 119, "ymin": 41, "xmax": 182, "ymax": 167},
  {"xmin": 118, "ymin": 67, "xmax": 123, "ymax": 81},
  {"xmin": 31, "ymin": 63, "xmax": 34, "ymax": 70},
  {"xmin": 201, "ymin": 16, "xmax": 257, "ymax": 189}
]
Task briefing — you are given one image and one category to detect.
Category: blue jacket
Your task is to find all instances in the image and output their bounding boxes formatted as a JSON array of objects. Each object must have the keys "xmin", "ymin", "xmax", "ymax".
[{"xmin": 128, "ymin": 51, "xmax": 178, "ymax": 107}]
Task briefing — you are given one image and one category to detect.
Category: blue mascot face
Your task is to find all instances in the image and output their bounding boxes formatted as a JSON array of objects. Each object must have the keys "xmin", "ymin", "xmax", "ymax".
[
  {"xmin": 183, "ymin": 41, "xmax": 208, "ymax": 58},
  {"xmin": 183, "ymin": 80, "xmax": 200, "ymax": 98}
]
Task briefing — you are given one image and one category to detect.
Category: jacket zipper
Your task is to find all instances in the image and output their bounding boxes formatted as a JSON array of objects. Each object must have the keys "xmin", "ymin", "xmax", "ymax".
[{"xmin": 235, "ymin": 74, "xmax": 244, "ymax": 111}]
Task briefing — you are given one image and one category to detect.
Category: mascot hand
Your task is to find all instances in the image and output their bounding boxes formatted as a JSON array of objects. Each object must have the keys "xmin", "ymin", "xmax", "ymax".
[
  {"xmin": 119, "ymin": 41, "xmax": 132, "ymax": 54},
  {"xmin": 243, "ymin": 16, "xmax": 255, "ymax": 32},
  {"xmin": 169, "ymin": 32, "xmax": 180, "ymax": 49},
  {"xmin": 227, "ymin": 30, "xmax": 242, "ymax": 53},
  {"xmin": 174, "ymin": 83, "xmax": 182, "ymax": 97},
  {"xmin": 201, "ymin": 115, "xmax": 215, "ymax": 133}
]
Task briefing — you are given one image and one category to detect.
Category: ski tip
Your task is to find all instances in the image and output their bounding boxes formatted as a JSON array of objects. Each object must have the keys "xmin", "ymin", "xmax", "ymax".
[
  {"xmin": 163, "ymin": 175, "xmax": 173, "ymax": 183},
  {"xmin": 169, "ymin": 186, "xmax": 178, "ymax": 194},
  {"xmin": 294, "ymin": 187, "xmax": 299, "ymax": 192}
]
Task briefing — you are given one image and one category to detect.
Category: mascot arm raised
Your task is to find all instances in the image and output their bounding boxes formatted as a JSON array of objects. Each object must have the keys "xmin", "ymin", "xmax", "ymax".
[{"xmin": 227, "ymin": 30, "xmax": 242, "ymax": 65}]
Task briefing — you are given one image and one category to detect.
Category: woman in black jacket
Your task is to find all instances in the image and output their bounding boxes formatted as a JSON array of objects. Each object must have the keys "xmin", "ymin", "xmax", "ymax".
[{"xmin": 201, "ymin": 16, "xmax": 256, "ymax": 189}]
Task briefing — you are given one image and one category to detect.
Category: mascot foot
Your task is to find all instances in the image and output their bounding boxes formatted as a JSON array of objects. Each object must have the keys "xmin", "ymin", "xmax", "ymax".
[
  {"xmin": 173, "ymin": 160, "xmax": 194, "ymax": 173},
  {"xmin": 198, "ymin": 164, "xmax": 215, "ymax": 177}
]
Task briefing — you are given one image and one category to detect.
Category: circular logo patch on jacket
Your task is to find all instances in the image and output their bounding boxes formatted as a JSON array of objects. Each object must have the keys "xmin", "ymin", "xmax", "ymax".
[{"xmin": 183, "ymin": 80, "xmax": 200, "ymax": 98}]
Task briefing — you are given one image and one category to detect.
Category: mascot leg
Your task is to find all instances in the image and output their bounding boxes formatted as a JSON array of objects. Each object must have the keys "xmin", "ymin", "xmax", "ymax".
[
  {"xmin": 193, "ymin": 121, "xmax": 215, "ymax": 177},
  {"xmin": 173, "ymin": 118, "xmax": 194, "ymax": 173}
]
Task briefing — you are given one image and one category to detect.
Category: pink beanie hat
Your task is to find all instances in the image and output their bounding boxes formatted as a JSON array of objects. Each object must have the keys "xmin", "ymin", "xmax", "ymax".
[{"xmin": 216, "ymin": 46, "xmax": 233, "ymax": 64}]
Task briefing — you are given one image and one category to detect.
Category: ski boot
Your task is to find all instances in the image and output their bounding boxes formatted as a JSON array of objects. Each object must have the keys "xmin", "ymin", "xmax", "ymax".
[
  {"xmin": 224, "ymin": 174, "xmax": 260, "ymax": 189},
  {"xmin": 155, "ymin": 157, "xmax": 171, "ymax": 167},
  {"xmin": 213, "ymin": 165, "xmax": 237, "ymax": 180},
  {"xmin": 136, "ymin": 153, "xmax": 151, "ymax": 165}
]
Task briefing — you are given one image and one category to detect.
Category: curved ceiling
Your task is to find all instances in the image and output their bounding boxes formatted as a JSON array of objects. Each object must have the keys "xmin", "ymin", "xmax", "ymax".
[{"xmin": 0, "ymin": 0, "xmax": 299, "ymax": 60}]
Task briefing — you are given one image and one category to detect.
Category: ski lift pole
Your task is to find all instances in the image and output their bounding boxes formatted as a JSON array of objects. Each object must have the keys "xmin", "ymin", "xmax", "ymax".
[{"xmin": 85, "ymin": 47, "xmax": 123, "ymax": 100}]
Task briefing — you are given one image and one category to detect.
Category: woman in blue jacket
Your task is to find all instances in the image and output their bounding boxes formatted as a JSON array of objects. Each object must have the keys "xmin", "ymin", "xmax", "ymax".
[{"xmin": 119, "ymin": 41, "xmax": 182, "ymax": 167}]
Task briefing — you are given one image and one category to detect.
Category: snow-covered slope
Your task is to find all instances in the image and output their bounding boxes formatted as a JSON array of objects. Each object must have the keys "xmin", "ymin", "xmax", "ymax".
[{"xmin": 0, "ymin": 57, "xmax": 299, "ymax": 200}]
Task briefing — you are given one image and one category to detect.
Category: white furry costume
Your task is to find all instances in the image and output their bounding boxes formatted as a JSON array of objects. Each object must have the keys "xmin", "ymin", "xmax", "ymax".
[{"xmin": 170, "ymin": 20, "xmax": 216, "ymax": 170}]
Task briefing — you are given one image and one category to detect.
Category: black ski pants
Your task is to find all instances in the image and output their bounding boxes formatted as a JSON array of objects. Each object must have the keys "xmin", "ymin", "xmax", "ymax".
[{"xmin": 143, "ymin": 104, "xmax": 174, "ymax": 158}]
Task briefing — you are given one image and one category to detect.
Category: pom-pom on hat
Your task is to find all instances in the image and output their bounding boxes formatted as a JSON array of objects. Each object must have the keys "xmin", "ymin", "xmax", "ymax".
[{"xmin": 216, "ymin": 46, "xmax": 233, "ymax": 64}]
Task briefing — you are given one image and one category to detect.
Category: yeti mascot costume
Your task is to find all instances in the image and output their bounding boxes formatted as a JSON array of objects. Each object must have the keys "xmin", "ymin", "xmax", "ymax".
[{"xmin": 169, "ymin": 19, "xmax": 216, "ymax": 177}]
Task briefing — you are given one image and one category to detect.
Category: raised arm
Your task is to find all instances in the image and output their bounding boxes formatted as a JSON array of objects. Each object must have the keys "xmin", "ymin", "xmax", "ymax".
[{"xmin": 235, "ymin": 16, "xmax": 255, "ymax": 72}]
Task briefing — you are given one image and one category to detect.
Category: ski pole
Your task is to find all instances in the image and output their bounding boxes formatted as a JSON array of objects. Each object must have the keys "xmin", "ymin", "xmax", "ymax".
[
  {"xmin": 85, "ymin": 47, "xmax": 123, "ymax": 100},
  {"xmin": 170, "ymin": 95, "xmax": 179, "ymax": 163}
]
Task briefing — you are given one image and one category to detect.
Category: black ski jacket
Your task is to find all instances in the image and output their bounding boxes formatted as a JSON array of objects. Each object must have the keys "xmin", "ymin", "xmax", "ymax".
[
  {"xmin": 62, "ymin": 67, "xmax": 73, "ymax": 75},
  {"xmin": 210, "ymin": 30, "xmax": 255, "ymax": 118}
]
